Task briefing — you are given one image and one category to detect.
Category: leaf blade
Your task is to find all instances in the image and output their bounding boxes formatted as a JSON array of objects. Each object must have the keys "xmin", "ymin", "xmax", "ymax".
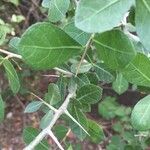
[
  {"xmin": 122, "ymin": 53, "xmax": 150, "ymax": 87},
  {"xmin": 19, "ymin": 22, "xmax": 82, "ymax": 70},
  {"xmin": 131, "ymin": 95, "xmax": 150, "ymax": 130},
  {"xmin": 75, "ymin": 0, "xmax": 134, "ymax": 33},
  {"xmin": 3, "ymin": 59, "xmax": 20, "ymax": 94},
  {"xmin": 0, "ymin": 95, "xmax": 5, "ymax": 122},
  {"xmin": 135, "ymin": 0, "xmax": 150, "ymax": 51}
]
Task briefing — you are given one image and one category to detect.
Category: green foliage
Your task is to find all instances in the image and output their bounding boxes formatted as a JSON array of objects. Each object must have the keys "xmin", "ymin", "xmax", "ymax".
[
  {"xmin": 76, "ymin": 84, "xmax": 102, "ymax": 104},
  {"xmin": 1, "ymin": 0, "xmax": 150, "ymax": 149},
  {"xmin": 69, "ymin": 106, "xmax": 88, "ymax": 140},
  {"xmin": 75, "ymin": 0, "xmax": 134, "ymax": 33},
  {"xmin": 94, "ymin": 30, "xmax": 136, "ymax": 70},
  {"xmin": 112, "ymin": 72, "xmax": 129, "ymax": 95},
  {"xmin": 98, "ymin": 97, "xmax": 119, "ymax": 120},
  {"xmin": 42, "ymin": 0, "xmax": 51, "ymax": 8},
  {"xmin": 123, "ymin": 53, "xmax": 150, "ymax": 87},
  {"xmin": 19, "ymin": 22, "xmax": 82, "ymax": 70},
  {"xmin": 135, "ymin": 0, "xmax": 150, "ymax": 51},
  {"xmin": 3, "ymin": 59, "xmax": 20, "ymax": 94},
  {"xmin": 9, "ymin": 37, "xmax": 20, "ymax": 52},
  {"xmin": 0, "ymin": 56, "xmax": 20, "ymax": 94},
  {"xmin": 88, "ymin": 119, "xmax": 105, "ymax": 143},
  {"xmin": 23, "ymin": 127, "xmax": 50, "ymax": 150},
  {"xmin": 24, "ymin": 101, "xmax": 43, "ymax": 113},
  {"xmin": 94, "ymin": 63, "xmax": 115, "ymax": 83},
  {"xmin": 48, "ymin": 0, "xmax": 70, "ymax": 22},
  {"xmin": 44, "ymin": 83, "xmax": 61, "ymax": 105},
  {"xmin": 40, "ymin": 110, "xmax": 54, "ymax": 129},
  {"xmin": 98, "ymin": 96, "xmax": 131, "ymax": 120},
  {"xmin": 8, "ymin": 0, "xmax": 19, "ymax": 6},
  {"xmin": 71, "ymin": 61, "xmax": 92, "ymax": 74},
  {"xmin": 0, "ymin": 95, "xmax": 5, "ymax": 122},
  {"xmin": 63, "ymin": 20, "xmax": 91, "ymax": 46},
  {"xmin": 53, "ymin": 125, "xmax": 68, "ymax": 140},
  {"xmin": 131, "ymin": 95, "xmax": 150, "ymax": 130}
]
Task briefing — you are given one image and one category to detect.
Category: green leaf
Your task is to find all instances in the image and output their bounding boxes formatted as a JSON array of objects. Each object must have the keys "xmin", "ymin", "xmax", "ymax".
[
  {"xmin": 19, "ymin": 22, "xmax": 82, "ymax": 70},
  {"xmin": 75, "ymin": 0, "xmax": 134, "ymax": 33},
  {"xmin": 98, "ymin": 97, "xmax": 119, "ymax": 120},
  {"xmin": 8, "ymin": 0, "xmax": 19, "ymax": 6},
  {"xmin": 106, "ymin": 135, "xmax": 125, "ymax": 150},
  {"xmin": 69, "ymin": 106, "xmax": 88, "ymax": 140},
  {"xmin": 42, "ymin": 0, "xmax": 51, "ymax": 8},
  {"xmin": 48, "ymin": 0, "xmax": 70, "ymax": 22},
  {"xmin": 88, "ymin": 119, "xmax": 105, "ymax": 144},
  {"xmin": 57, "ymin": 76, "xmax": 67, "ymax": 101},
  {"xmin": 44, "ymin": 83, "xmax": 61, "ymax": 105},
  {"xmin": 0, "ymin": 95, "xmax": 5, "ymax": 122},
  {"xmin": 40, "ymin": 110, "xmax": 53, "ymax": 129},
  {"xmin": 23, "ymin": 127, "xmax": 49, "ymax": 150},
  {"xmin": 131, "ymin": 95, "xmax": 150, "ymax": 131},
  {"xmin": 9, "ymin": 37, "xmax": 20, "ymax": 53},
  {"xmin": 24, "ymin": 101, "xmax": 43, "ymax": 113},
  {"xmin": 135, "ymin": 0, "xmax": 150, "ymax": 51},
  {"xmin": 86, "ymin": 72, "xmax": 99, "ymax": 85},
  {"xmin": 94, "ymin": 63, "xmax": 115, "ymax": 83},
  {"xmin": 0, "ymin": 55, "xmax": 4, "ymax": 64},
  {"xmin": 67, "ymin": 145, "xmax": 73, "ymax": 150},
  {"xmin": 77, "ymin": 84, "xmax": 102, "ymax": 104},
  {"xmin": 73, "ymin": 100, "xmax": 91, "ymax": 113},
  {"xmin": 3, "ymin": 59, "xmax": 20, "ymax": 94},
  {"xmin": 122, "ymin": 53, "xmax": 150, "ymax": 87},
  {"xmin": 0, "ymin": 26, "xmax": 6, "ymax": 45},
  {"xmin": 53, "ymin": 125, "xmax": 68, "ymax": 140},
  {"xmin": 112, "ymin": 122, "xmax": 123, "ymax": 133},
  {"xmin": 94, "ymin": 30, "xmax": 136, "ymax": 70},
  {"xmin": 63, "ymin": 20, "xmax": 91, "ymax": 46},
  {"xmin": 75, "ymin": 74, "xmax": 90, "ymax": 88},
  {"xmin": 112, "ymin": 73, "xmax": 129, "ymax": 95},
  {"xmin": 71, "ymin": 62, "xmax": 92, "ymax": 74}
]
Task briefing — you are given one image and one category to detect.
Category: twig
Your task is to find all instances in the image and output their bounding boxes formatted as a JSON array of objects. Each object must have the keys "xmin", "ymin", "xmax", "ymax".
[
  {"xmin": 48, "ymin": 130, "xmax": 64, "ymax": 150},
  {"xmin": 15, "ymin": 95, "xmax": 25, "ymax": 109},
  {"xmin": 0, "ymin": 48, "xmax": 74, "ymax": 77},
  {"xmin": 30, "ymin": 92, "xmax": 57, "ymax": 112},
  {"xmin": 54, "ymin": 67, "xmax": 73, "ymax": 77},
  {"xmin": 24, "ymin": 90, "xmax": 89, "ymax": 150},
  {"xmin": 65, "ymin": 110, "xmax": 89, "ymax": 136},
  {"xmin": 75, "ymin": 34, "xmax": 95, "ymax": 77},
  {"xmin": 0, "ymin": 48, "xmax": 22, "ymax": 59},
  {"xmin": 24, "ymin": 92, "xmax": 75, "ymax": 150}
]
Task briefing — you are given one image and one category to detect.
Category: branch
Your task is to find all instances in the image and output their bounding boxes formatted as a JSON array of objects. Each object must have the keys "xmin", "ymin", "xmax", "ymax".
[
  {"xmin": 75, "ymin": 34, "xmax": 95, "ymax": 76},
  {"xmin": 0, "ymin": 48, "xmax": 73, "ymax": 76},
  {"xmin": 0, "ymin": 48, "xmax": 22, "ymax": 59},
  {"xmin": 24, "ymin": 92, "xmax": 75, "ymax": 150},
  {"xmin": 30, "ymin": 92, "xmax": 57, "ymax": 112},
  {"xmin": 48, "ymin": 130, "xmax": 64, "ymax": 150},
  {"xmin": 54, "ymin": 67, "xmax": 73, "ymax": 77}
]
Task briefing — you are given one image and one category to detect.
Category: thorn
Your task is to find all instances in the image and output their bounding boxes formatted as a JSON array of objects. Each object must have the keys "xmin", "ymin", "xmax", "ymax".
[
  {"xmin": 48, "ymin": 130, "xmax": 64, "ymax": 150},
  {"xmin": 64, "ymin": 110, "xmax": 90, "ymax": 136}
]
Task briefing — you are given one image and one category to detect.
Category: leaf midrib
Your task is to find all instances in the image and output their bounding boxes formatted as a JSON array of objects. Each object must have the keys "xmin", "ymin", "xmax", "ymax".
[
  {"xmin": 77, "ymin": 90, "xmax": 99, "ymax": 102},
  {"xmin": 139, "ymin": 100, "xmax": 150, "ymax": 126},
  {"xmin": 21, "ymin": 45, "xmax": 82, "ymax": 50},
  {"xmin": 94, "ymin": 39, "xmax": 134, "ymax": 55},
  {"xmin": 130, "ymin": 63, "xmax": 150, "ymax": 82}
]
